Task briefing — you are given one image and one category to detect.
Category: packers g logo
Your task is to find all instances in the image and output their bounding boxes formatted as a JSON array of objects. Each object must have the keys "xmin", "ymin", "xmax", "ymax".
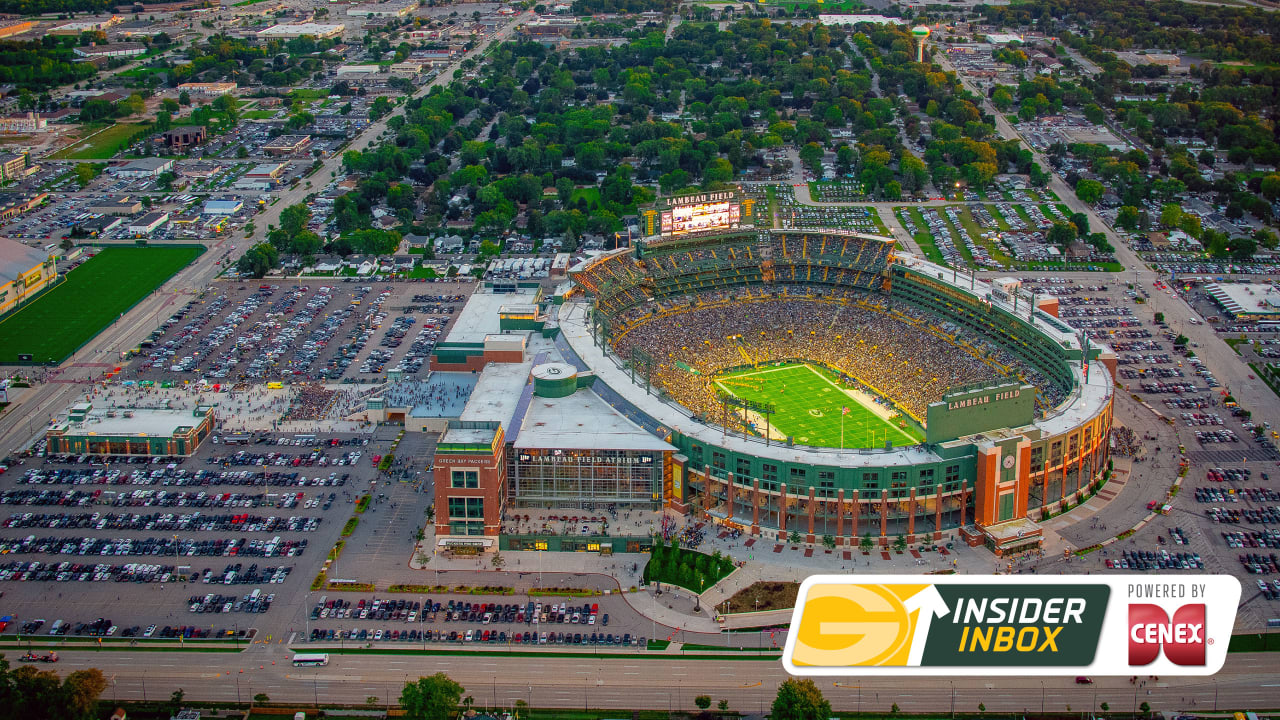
[{"xmin": 790, "ymin": 584, "xmax": 928, "ymax": 667}]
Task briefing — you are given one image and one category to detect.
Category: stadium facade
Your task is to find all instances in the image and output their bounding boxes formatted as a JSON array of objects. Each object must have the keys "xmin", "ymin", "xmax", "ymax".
[{"xmin": 430, "ymin": 192, "xmax": 1115, "ymax": 557}]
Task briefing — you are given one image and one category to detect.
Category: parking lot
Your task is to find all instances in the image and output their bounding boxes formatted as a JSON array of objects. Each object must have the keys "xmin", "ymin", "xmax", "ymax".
[
  {"xmin": 0, "ymin": 431, "xmax": 393, "ymax": 645},
  {"xmin": 127, "ymin": 280, "xmax": 470, "ymax": 385}
]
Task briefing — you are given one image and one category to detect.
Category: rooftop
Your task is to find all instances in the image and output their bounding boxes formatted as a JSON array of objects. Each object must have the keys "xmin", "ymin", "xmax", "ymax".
[
  {"xmin": 1206, "ymin": 283, "xmax": 1280, "ymax": 318},
  {"xmin": 512, "ymin": 388, "xmax": 676, "ymax": 452},
  {"xmin": 458, "ymin": 361, "xmax": 533, "ymax": 432},
  {"xmin": 0, "ymin": 237, "xmax": 48, "ymax": 284},
  {"xmin": 444, "ymin": 285, "xmax": 542, "ymax": 344},
  {"xmin": 52, "ymin": 406, "xmax": 209, "ymax": 438}
]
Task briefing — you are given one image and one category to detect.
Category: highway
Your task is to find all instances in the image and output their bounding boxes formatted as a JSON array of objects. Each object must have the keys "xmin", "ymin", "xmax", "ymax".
[{"xmin": 52, "ymin": 647, "xmax": 1280, "ymax": 713}]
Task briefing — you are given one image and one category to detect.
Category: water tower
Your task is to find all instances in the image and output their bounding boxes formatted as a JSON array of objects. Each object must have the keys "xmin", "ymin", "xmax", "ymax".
[{"xmin": 912, "ymin": 25, "xmax": 931, "ymax": 63}]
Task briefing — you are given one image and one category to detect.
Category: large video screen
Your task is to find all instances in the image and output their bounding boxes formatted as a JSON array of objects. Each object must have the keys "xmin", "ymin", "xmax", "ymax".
[{"xmin": 660, "ymin": 200, "xmax": 740, "ymax": 236}]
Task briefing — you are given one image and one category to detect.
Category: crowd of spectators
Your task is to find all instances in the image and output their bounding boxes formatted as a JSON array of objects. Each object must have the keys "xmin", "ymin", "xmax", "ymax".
[
  {"xmin": 283, "ymin": 384, "xmax": 341, "ymax": 422},
  {"xmin": 611, "ymin": 287, "xmax": 1064, "ymax": 439}
]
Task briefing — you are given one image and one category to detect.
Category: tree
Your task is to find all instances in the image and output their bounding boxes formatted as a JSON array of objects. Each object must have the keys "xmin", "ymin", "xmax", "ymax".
[
  {"xmin": 788, "ymin": 530, "xmax": 802, "ymax": 544},
  {"xmin": 401, "ymin": 673, "xmax": 465, "ymax": 720},
  {"xmin": 1069, "ymin": 212, "xmax": 1089, "ymax": 236},
  {"xmin": 695, "ymin": 695, "xmax": 712, "ymax": 709},
  {"xmin": 71, "ymin": 162, "xmax": 99, "ymax": 188},
  {"xmin": 62, "ymin": 668, "xmax": 109, "ymax": 720},
  {"xmin": 718, "ymin": 699, "xmax": 729, "ymax": 711},
  {"xmin": 1116, "ymin": 205, "xmax": 1140, "ymax": 231},
  {"xmin": 1153, "ymin": 312, "xmax": 1164, "ymax": 324},
  {"xmin": 771, "ymin": 679, "xmax": 831, "ymax": 720},
  {"xmin": 892, "ymin": 534, "xmax": 907, "ymax": 552},
  {"xmin": 1047, "ymin": 221, "xmax": 1077, "ymax": 248},
  {"xmin": 178, "ymin": 90, "xmax": 191, "ymax": 106},
  {"xmin": 860, "ymin": 533, "xmax": 873, "ymax": 552},
  {"xmin": 1075, "ymin": 178, "xmax": 1104, "ymax": 204},
  {"xmin": 280, "ymin": 203, "xmax": 312, "ymax": 237},
  {"xmin": 1160, "ymin": 203, "xmax": 1183, "ymax": 229},
  {"xmin": 821, "ymin": 534, "xmax": 836, "ymax": 550},
  {"xmin": 1100, "ymin": 702, "xmax": 1110, "ymax": 711},
  {"xmin": 253, "ymin": 693, "xmax": 270, "ymax": 703},
  {"xmin": 59, "ymin": 237, "xmax": 74, "ymax": 253},
  {"xmin": 1140, "ymin": 701, "xmax": 1151, "ymax": 715}
]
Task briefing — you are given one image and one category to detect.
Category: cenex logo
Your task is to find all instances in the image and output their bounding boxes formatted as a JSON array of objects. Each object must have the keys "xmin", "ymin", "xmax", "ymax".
[{"xmin": 1128, "ymin": 604, "xmax": 1206, "ymax": 666}]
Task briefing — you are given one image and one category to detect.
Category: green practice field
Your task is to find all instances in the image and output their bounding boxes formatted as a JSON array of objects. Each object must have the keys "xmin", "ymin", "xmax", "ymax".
[
  {"xmin": 0, "ymin": 246, "xmax": 201, "ymax": 364},
  {"xmin": 713, "ymin": 363, "xmax": 924, "ymax": 449}
]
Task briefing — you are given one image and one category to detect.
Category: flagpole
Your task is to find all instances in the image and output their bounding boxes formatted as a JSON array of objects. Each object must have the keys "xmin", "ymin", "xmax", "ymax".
[{"xmin": 840, "ymin": 409, "xmax": 845, "ymax": 451}]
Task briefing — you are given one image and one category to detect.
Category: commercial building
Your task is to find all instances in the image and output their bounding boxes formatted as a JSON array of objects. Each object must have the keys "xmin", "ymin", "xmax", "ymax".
[
  {"xmin": 347, "ymin": 2, "xmax": 416, "ymax": 17},
  {"xmin": 73, "ymin": 43, "xmax": 147, "ymax": 60},
  {"xmin": 177, "ymin": 82, "xmax": 237, "ymax": 96},
  {"xmin": 162, "ymin": 126, "xmax": 208, "ymax": 152},
  {"xmin": 0, "ymin": 237, "xmax": 55, "ymax": 316},
  {"xmin": 0, "ymin": 192, "xmax": 47, "ymax": 222},
  {"xmin": 243, "ymin": 163, "xmax": 288, "ymax": 185},
  {"xmin": 50, "ymin": 16, "xmax": 123, "ymax": 34},
  {"xmin": 0, "ymin": 20, "xmax": 35, "ymax": 39},
  {"xmin": 261, "ymin": 134, "xmax": 312, "ymax": 156},
  {"xmin": 46, "ymin": 403, "xmax": 215, "ymax": 457},
  {"xmin": 88, "ymin": 197, "xmax": 143, "ymax": 216},
  {"xmin": 203, "ymin": 199, "xmax": 243, "ymax": 215},
  {"xmin": 389, "ymin": 61, "xmax": 424, "ymax": 75},
  {"xmin": 1205, "ymin": 283, "xmax": 1280, "ymax": 322},
  {"xmin": 112, "ymin": 158, "xmax": 175, "ymax": 178},
  {"xmin": 77, "ymin": 215, "xmax": 123, "ymax": 237},
  {"xmin": 256, "ymin": 23, "xmax": 345, "ymax": 40},
  {"xmin": 0, "ymin": 153, "xmax": 25, "ymax": 181},
  {"xmin": 0, "ymin": 113, "xmax": 47, "ymax": 134},
  {"xmin": 127, "ymin": 211, "xmax": 170, "ymax": 235}
]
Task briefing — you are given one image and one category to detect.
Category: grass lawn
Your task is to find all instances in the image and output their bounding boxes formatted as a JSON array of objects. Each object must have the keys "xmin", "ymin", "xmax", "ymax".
[
  {"xmin": 289, "ymin": 88, "xmax": 329, "ymax": 101},
  {"xmin": 49, "ymin": 123, "xmax": 151, "ymax": 160},
  {"xmin": 713, "ymin": 362, "xmax": 923, "ymax": 448},
  {"xmin": 0, "ymin": 246, "xmax": 201, "ymax": 364},
  {"xmin": 241, "ymin": 110, "xmax": 278, "ymax": 120},
  {"xmin": 405, "ymin": 266, "xmax": 439, "ymax": 279},
  {"xmin": 568, "ymin": 187, "xmax": 600, "ymax": 207}
]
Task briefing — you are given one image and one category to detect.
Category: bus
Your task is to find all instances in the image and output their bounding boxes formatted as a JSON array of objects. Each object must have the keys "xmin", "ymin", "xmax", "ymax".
[{"xmin": 292, "ymin": 653, "xmax": 329, "ymax": 667}]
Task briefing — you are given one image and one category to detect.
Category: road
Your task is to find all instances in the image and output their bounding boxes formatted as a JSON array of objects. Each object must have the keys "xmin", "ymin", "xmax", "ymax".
[{"xmin": 53, "ymin": 647, "xmax": 1280, "ymax": 714}]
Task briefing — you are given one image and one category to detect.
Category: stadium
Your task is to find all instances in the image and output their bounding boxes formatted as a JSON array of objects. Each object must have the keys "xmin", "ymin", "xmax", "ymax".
[{"xmin": 554, "ymin": 190, "xmax": 1116, "ymax": 556}]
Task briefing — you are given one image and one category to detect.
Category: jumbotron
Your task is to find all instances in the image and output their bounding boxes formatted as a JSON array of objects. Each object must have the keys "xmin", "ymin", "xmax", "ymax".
[{"xmin": 559, "ymin": 190, "xmax": 1114, "ymax": 556}]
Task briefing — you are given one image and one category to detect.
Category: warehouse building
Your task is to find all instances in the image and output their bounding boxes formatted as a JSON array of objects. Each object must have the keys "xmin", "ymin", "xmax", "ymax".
[
  {"xmin": 127, "ymin": 211, "xmax": 170, "ymax": 236},
  {"xmin": 257, "ymin": 23, "xmax": 345, "ymax": 39},
  {"xmin": 112, "ymin": 158, "xmax": 175, "ymax": 178},
  {"xmin": 261, "ymin": 135, "xmax": 312, "ymax": 156}
]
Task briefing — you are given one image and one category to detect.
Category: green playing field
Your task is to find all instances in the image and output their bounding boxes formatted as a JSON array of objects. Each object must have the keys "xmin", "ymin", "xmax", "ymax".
[{"xmin": 712, "ymin": 363, "xmax": 924, "ymax": 449}]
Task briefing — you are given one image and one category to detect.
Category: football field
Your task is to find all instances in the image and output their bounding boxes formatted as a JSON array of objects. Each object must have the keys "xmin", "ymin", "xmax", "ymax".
[
  {"xmin": 713, "ymin": 363, "xmax": 924, "ymax": 449},
  {"xmin": 0, "ymin": 246, "xmax": 201, "ymax": 364}
]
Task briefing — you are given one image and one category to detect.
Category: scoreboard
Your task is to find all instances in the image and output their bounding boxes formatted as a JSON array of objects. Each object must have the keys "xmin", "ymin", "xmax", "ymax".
[
  {"xmin": 662, "ymin": 198, "xmax": 740, "ymax": 236},
  {"xmin": 646, "ymin": 189, "xmax": 751, "ymax": 237}
]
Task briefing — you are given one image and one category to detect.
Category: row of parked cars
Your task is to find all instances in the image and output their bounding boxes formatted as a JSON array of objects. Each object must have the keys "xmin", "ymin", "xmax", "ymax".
[
  {"xmin": 0, "ymin": 534, "xmax": 307, "ymax": 559},
  {"xmin": 19, "ymin": 466, "xmax": 350, "ymax": 489},
  {"xmin": 1105, "ymin": 550, "xmax": 1205, "ymax": 571},
  {"xmin": 1, "ymin": 511, "xmax": 320, "ymax": 534},
  {"xmin": 307, "ymin": 627, "xmax": 642, "ymax": 647}
]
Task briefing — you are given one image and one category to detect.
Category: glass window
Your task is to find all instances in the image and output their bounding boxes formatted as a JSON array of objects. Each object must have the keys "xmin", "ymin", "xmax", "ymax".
[
  {"xmin": 447, "ymin": 497, "xmax": 484, "ymax": 519},
  {"xmin": 736, "ymin": 458, "xmax": 752, "ymax": 478},
  {"xmin": 451, "ymin": 470, "xmax": 478, "ymax": 488},
  {"xmin": 762, "ymin": 463, "xmax": 778, "ymax": 483}
]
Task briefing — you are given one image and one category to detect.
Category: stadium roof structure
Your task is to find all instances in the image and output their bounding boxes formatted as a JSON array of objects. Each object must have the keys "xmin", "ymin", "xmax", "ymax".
[
  {"xmin": 0, "ymin": 237, "xmax": 49, "ymax": 284},
  {"xmin": 459, "ymin": 361, "xmax": 533, "ymax": 433},
  {"xmin": 560, "ymin": 252, "xmax": 1114, "ymax": 464},
  {"xmin": 511, "ymin": 388, "xmax": 676, "ymax": 452}
]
